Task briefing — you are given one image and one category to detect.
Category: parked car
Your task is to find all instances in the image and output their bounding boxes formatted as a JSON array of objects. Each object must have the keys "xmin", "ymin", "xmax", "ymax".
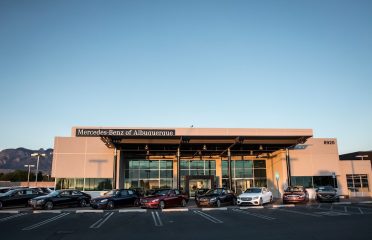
[
  {"xmin": 91, "ymin": 189, "xmax": 140, "ymax": 209},
  {"xmin": 0, "ymin": 188, "xmax": 45, "ymax": 209},
  {"xmin": 30, "ymin": 187, "xmax": 53, "ymax": 195},
  {"xmin": 315, "ymin": 186, "xmax": 339, "ymax": 202},
  {"xmin": 29, "ymin": 189, "xmax": 91, "ymax": 210},
  {"xmin": 283, "ymin": 186, "xmax": 309, "ymax": 204},
  {"xmin": 140, "ymin": 189, "xmax": 188, "ymax": 209},
  {"xmin": 194, "ymin": 188, "xmax": 210, "ymax": 200},
  {"xmin": 196, "ymin": 188, "xmax": 236, "ymax": 207},
  {"xmin": 237, "ymin": 187, "xmax": 273, "ymax": 206}
]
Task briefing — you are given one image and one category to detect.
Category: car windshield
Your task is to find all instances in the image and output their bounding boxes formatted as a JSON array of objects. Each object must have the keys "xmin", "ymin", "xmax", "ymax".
[
  {"xmin": 205, "ymin": 189, "xmax": 223, "ymax": 195},
  {"xmin": 244, "ymin": 188, "xmax": 262, "ymax": 193},
  {"xmin": 153, "ymin": 189, "xmax": 170, "ymax": 196},
  {"xmin": 104, "ymin": 190, "xmax": 119, "ymax": 196},
  {"xmin": 318, "ymin": 186, "xmax": 335, "ymax": 192},
  {"xmin": 47, "ymin": 191, "xmax": 60, "ymax": 197},
  {"xmin": 286, "ymin": 186, "xmax": 304, "ymax": 192},
  {"xmin": 2, "ymin": 189, "xmax": 17, "ymax": 196}
]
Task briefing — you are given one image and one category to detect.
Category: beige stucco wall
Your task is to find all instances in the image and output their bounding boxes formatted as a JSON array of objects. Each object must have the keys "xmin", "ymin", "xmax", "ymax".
[
  {"xmin": 290, "ymin": 138, "xmax": 340, "ymax": 177},
  {"xmin": 52, "ymin": 137, "xmax": 115, "ymax": 178}
]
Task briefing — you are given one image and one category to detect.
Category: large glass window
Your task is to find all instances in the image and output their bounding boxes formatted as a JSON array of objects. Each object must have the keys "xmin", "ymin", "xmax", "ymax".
[
  {"xmin": 124, "ymin": 159, "xmax": 173, "ymax": 190},
  {"xmin": 56, "ymin": 178, "xmax": 112, "ymax": 191},
  {"xmin": 221, "ymin": 159, "xmax": 267, "ymax": 192},
  {"xmin": 347, "ymin": 174, "xmax": 369, "ymax": 193}
]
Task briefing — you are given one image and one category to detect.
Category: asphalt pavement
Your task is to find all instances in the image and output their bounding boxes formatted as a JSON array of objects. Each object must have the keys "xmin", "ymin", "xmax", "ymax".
[{"xmin": 1, "ymin": 202, "xmax": 372, "ymax": 240}]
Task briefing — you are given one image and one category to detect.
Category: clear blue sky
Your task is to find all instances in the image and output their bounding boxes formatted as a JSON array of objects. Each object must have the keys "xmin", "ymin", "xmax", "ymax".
[{"xmin": 0, "ymin": 0, "xmax": 371, "ymax": 154}]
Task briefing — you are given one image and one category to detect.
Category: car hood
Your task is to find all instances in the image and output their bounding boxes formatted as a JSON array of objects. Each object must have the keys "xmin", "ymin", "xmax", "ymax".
[
  {"xmin": 317, "ymin": 191, "xmax": 337, "ymax": 195},
  {"xmin": 141, "ymin": 195, "xmax": 165, "ymax": 201},
  {"xmin": 199, "ymin": 193, "xmax": 219, "ymax": 199},
  {"xmin": 92, "ymin": 195, "xmax": 113, "ymax": 201},
  {"xmin": 32, "ymin": 195, "xmax": 52, "ymax": 201},
  {"xmin": 283, "ymin": 191, "xmax": 305, "ymax": 195},
  {"xmin": 238, "ymin": 193, "xmax": 262, "ymax": 198}
]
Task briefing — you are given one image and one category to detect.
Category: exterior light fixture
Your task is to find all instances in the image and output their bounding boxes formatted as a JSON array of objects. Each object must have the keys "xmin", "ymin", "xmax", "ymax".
[
  {"xmin": 203, "ymin": 144, "xmax": 207, "ymax": 151},
  {"xmin": 259, "ymin": 145, "xmax": 263, "ymax": 150},
  {"xmin": 144, "ymin": 145, "xmax": 149, "ymax": 150},
  {"xmin": 31, "ymin": 153, "xmax": 46, "ymax": 186},
  {"xmin": 356, "ymin": 155, "xmax": 368, "ymax": 160}
]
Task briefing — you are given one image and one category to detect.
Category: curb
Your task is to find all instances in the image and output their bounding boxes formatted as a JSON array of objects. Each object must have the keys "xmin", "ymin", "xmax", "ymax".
[
  {"xmin": 272, "ymin": 204, "xmax": 295, "ymax": 208},
  {"xmin": 359, "ymin": 201, "xmax": 372, "ymax": 204},
  {"xmin": 202, "ymin": 207, "xmax": 228, "ymax": 211},
  {"xmin": 162, "ymin": 208, "xmax": 189, "ymax": 212},
  {"xmin": 119, "ymin": 209, "xmax": 147, "ymax": 213},
  {"xmin": 239, "ymin": 206, "xmax": 264, "ymax": 209},
  {"xmin": 76, "ymin": 210, "xmax": 104, "ymax": 213},
  {"xmin": 333, "ymin": 202, "xmax": 351, "ymax": 205},
  {"xmin": 0, "ymin": 210, "xmax": 20, "ymax": 214},
  {"xmin": 33, "ymin": 210, "xmax": 62, "ymax": 214}
]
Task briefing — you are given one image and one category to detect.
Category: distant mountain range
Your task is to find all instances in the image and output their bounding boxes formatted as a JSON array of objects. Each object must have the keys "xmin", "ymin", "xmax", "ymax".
[{"xmin": 0, "ymin": 148, "xmax": 53, "ymax": 174}]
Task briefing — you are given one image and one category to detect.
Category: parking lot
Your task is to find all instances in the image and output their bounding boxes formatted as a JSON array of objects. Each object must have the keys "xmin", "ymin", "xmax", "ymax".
[{"xmin": 1, "ymin": 202, "xmax": 372, "ymax": 240}]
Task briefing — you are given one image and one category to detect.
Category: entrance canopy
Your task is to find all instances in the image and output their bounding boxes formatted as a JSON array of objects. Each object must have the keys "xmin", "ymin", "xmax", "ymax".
[{"xmin": 73, "ymin": 127, "xmax": 313, "ymax": 157}]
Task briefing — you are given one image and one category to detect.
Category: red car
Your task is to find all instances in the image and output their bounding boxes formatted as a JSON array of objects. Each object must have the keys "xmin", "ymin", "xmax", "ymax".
[
  {"xmin": 140, "ymin": 189, "xmax": 188, "ymax": 209},
  {"xmin": 283, "ymin": 186, "xmax": 309, "ymax": 204}
]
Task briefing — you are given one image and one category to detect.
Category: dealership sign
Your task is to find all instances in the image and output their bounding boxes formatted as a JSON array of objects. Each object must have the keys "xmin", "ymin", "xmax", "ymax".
[{"xmin": 76, "ymin": 128, "xmax": 176, "ymax": 137}]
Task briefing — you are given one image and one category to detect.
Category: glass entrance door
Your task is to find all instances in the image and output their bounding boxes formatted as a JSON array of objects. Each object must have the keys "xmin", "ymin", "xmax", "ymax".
[
  {"xmin": 234, "ymin": 179, "xmax": 254, "ymax": 195},
  {"xmin": 189, "ymin": 179, "xmax": 212, "ymax": 197}
]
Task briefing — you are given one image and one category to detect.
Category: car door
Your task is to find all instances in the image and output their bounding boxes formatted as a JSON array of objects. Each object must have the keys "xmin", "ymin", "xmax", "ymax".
[
  {"xmin": 57, "ymin": 190, "xmax": 72, "ymax": 206},
  {"xmin": 219, "ymin": 190, "xmax": 229, "ymax": 204},
  {"xmin": 126, "ymin": 190, "xmax": 137, "ymax": 206},
  {"xmin": 119, "ymin": 190, "xmax": 130, "ymax": 207},
  {"xmin": 22, "ymin": 189, "xmax": 39, "ymax": 205},
  {"xmin": 71, "ymin": 191, "xmax": 83, "ymax": 206},
  {"xmin": 8, "ymin": 190, "xmax": 23, "ymax": 207}
]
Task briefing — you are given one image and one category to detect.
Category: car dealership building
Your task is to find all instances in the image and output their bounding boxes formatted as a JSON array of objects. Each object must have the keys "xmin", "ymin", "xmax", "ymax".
[{"xmin": 51, "ymin": 127, "xmax": 372, "ymax": 198}]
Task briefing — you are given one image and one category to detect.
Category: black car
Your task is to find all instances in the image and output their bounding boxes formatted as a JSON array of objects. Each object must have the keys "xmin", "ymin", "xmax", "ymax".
[
  {"xmin": 29, "ymin": 190, "xmax": 91, "ymax": 210},
  {"xmin": 316, "ymin": 186, "xmax": 340, "ymax": 202},
  {"xmin": 90, "ymin": 189, "xmax": 140, "ymax": 209},
  {"xmin": 0, "ymin": 188, "xmax": 45, "ymax": 209},
  {"xmin": 196, "ymin": 188, "xmax": 236, "ymax": 207},
  {"xmin": 194, "ymin": 188, "xmax": 210, "ymax": 204}
]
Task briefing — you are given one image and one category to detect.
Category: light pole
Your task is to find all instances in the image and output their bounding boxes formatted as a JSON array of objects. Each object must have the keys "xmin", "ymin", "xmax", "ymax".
[
  {"xmin": 31, "ymin": 153, "xmax": 46, "ymax": 186},
  {"xmin": 24, "ymin": 164, "xmax": 35, "ymax": 187}
]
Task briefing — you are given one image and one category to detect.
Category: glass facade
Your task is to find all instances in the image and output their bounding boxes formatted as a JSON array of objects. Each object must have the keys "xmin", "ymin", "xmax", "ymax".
[
  {"xmin": 221, "ymin": 159, "xmax": 267, "ymax": 194},
  {"xmin": 179, "ymin": 159, "xmax": 216, "ymax": 192},
  {"xmin": 56, "ymin": 178, "xmax": 112, "ymax": 190},
  {"xmin": 124, "ymin": 159, "xmax": 173, "ymax": 190}
]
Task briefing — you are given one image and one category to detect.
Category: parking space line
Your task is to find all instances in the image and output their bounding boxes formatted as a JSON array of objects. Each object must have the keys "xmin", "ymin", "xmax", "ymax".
[
  {"xmin": 315, "ymin": 211, "xmax": 350, "ymax": 216},
  {"xmin": 33, "ymin": 210, "xmax": 62, "ymax": 214},
  {"xmin": 22, "ymin": 213, "xmax": 70, "ymax": 231},
  {"xmin": 358, "ymin": 208, "xmax": 364, "ymax": 214},
  {"xmin": 233, "ymin": 209, "xmax": 275, "ymax": 220},
  {"xmin": 239, "ymin": 206, "xmax": 264, "ymax": 210},
  {"xmin": 0, "ymin": 213, "xmax": 27, "ymax": 222},
  {"xmin": 76, "ymin": 210, "xmax": 104, "ymax": 213},
  {"xmin": 151, "ymin": 211, "xmax": 163, "ymax": 227},
  {"xmin": 193, "ymin": 210, "xmax": 223, "ymax": 223},
  {"xmin": 279, "ymin": 209, "xmax": 322, "ymax": 217},
  {"xmin": 333, "ymin": 202, "xmax": 351, "ymax": 205},
  {"xmin": 90, "ymin": 212, "xmax": 114, "ymax": 229},
  {"xmin": 272, "ymin": 204, "xmax": 295, "ymax": 208}
]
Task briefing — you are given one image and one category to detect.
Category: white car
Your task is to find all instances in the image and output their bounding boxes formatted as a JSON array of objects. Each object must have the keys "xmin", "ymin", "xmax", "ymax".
[{"xmin": 237, "ymin": 187, "xmax": 273, "ymax": 206}]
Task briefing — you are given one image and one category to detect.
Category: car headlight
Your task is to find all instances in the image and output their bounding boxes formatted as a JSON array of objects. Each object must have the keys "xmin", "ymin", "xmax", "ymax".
[
  {"xmin": 210, "ymin": 197, "xmax": 217, "ymax": 202},
  {"xmin": 100, "ymin": 199, "xmax": 108, "ymax": 203},
  {"xmin": 252, "ymin": 196, "xmax": 259, "ymax": 200},
  {"xmin": 237, "ymin": 197, "xmax": 241, "ymax": 200},
  {"xmin": 36, "ymin": 200, "xmax": 45, "ymax": 204},
  {"xmin": 151, "ymin": 199, "xmax": 159, "ymax": 203}
]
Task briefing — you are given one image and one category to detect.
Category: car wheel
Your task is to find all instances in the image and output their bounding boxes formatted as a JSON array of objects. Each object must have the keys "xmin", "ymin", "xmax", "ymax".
[
  {"xmin": 270, "ymin": 196, "xmax": 273, "ymax": 203},
  {"xmin": 45, "ymin": 201, "xmax": 53, "ymax": 210},
  {"xmin": 80, "ymin": 199, "xmax": 87, "ymax": 207},
  {"xmin": 134, "ymin": 199, "xmax": 140, "ymax": 207},
  {"xmin": 0, "ymin": 201, "xmax": 3, "ymax": 209},
  {"xmin": 259, "ymin": 198, "xmax": 263, "ymax": 206},
  {"xmin": 232, "ymin": 198, "xmax": 237, "ymax": 206},
  {"xmin": 181, "ymin": 199, "xmax": 187, "ymax": 207},
  {"xmin": 107, "ymin": 201, "xmax": 114, "ymax": 210},
  {"xmin": 159, "ymin": 201, "xmax": 165, "ymax": 209},
  {"xmin": 216, "ymin": 199, "xmax": 221, "ymax": 208}
]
